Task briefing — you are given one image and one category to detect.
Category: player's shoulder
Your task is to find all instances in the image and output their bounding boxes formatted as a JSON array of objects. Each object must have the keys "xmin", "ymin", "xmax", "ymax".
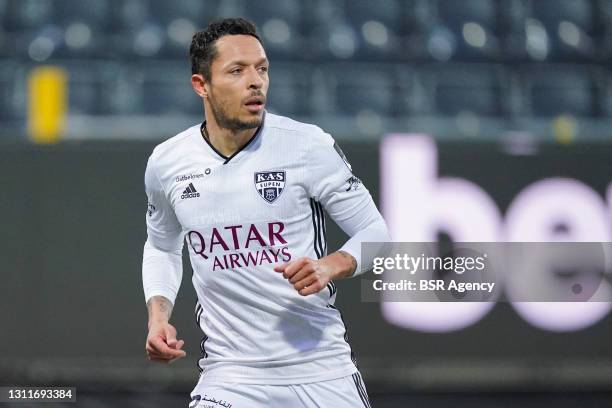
[
  {"xmin": 147, "ymin": 123, "xmax": 200, "ymax": 167},
  {"xmin": 264, "ymin": 112, "xmax": 334, "ymax": 148}
]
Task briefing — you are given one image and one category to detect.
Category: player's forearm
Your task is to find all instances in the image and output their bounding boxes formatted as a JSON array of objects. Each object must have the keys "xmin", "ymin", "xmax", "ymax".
[
  {"xmin": 147, "ymin": 296, "xmax": 174, "ymax": 328},
  {"xmin": 326, "ymin": 251, "xmax": 358, "ymax": 280}
]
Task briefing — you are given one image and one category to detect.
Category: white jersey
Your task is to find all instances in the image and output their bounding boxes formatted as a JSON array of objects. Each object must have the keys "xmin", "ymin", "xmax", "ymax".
[{"xmin": 143, "ymin": 112, "xmax": 388, "ymax": 385}]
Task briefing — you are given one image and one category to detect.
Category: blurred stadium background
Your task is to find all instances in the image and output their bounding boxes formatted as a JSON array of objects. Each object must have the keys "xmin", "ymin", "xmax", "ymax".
[{"xmin": 3, "ymin": 0, "xmax": 612, "ymax": 407}]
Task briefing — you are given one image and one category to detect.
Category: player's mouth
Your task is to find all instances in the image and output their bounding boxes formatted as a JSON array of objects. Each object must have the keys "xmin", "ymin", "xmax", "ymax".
[{"xmin": 244, "ymin": 96, "xmax": 265, "ymax": 113}]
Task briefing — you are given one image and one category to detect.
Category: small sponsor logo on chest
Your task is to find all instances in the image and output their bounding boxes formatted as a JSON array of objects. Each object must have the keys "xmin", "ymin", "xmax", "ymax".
[{"xmin": 176, "ymin": 173, "xmax": 204, "ymax": 183}]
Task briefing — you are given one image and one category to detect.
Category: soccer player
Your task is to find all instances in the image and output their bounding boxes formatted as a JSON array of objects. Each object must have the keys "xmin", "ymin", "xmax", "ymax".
[{"xmin": 142, "ymin": 18, "xmax": 390, "ymax": 408}]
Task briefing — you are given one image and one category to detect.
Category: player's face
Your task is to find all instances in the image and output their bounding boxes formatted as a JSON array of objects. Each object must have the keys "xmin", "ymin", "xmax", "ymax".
[{"xmin": 206, "ymin": 35, "xmax": 269, "ymax": 131}]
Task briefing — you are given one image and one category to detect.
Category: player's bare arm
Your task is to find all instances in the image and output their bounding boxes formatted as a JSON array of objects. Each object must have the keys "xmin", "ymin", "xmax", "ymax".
[
  {"xmin": 274, "ymin": 251, "xmax": 357, "ymax": 296},
  {"xmin": 145, "ymin": 295, "xmax": 186, "ymax": 363}
]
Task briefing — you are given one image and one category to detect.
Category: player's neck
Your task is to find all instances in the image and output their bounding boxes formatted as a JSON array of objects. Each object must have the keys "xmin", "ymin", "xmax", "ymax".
[{"xmin": 204, "ymin": 120, "xmax": 258, "ymax": 158}]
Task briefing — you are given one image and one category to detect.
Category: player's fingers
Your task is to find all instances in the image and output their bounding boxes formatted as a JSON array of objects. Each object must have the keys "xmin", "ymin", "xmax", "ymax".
[
  {"xmin": 165, "ymin": 347, "xmax": 186, "ymax": 358},
  {"xmin": 174, "ymin": 339, "xmax": 185, "ymax": 350},
  {"xmin": 146, "ymin": 341, "xmax": 163, "ymax": 356},
  {"xmin": 147, "ymin": 349, "xmax": 166, "ymax": 359},
  {"xmin": 164, "ymin": 327, "xmax": 178, "ymax": 346},
  {"xmin": 275, "ymin": 260, "xmax": 298, "ymax": 277},
  {"xmin": 298, "ymin": 279, "xmax": 325, "ymax": 296},
  {"xmin": 148, "ymin": 342, "xmax": 173, "ymax": 359},
  {"xmin": 273, "ymin": 263, "xmax": 287, "ymax": 272},
  {"xmin": 146, "ymin": 340, "xmax": 184, "ymax": 360},
  {"xmin": 274, "ymin": 257, "xmax": 309, "ymax": 274},
  {"xmin": 295, "ymin": 274, "xmax": 319, "ymax": 294},
  {"xmin": 283, "ymin": 258, "xmax": 311, "ymax": 279},
  {"xmin": 147, "ymin": 346, "xmax": 186, "ymax": 361},
  {"xmin": 288, "ymin": 264, "xmax": 314, "ymax": 284},
  {"xmin": 153, "ymin": 348, "xmax": 185, "ymax": 359},
  {"xmin": 148, "ymin": 336, "xmax": 167, "ymax": 353},
  {"xmin": 145, "ymin": 341, "xmax": 158, "ymax": 353},
  {"xmin": 146, "ymin": 344, "xmax": 170, "ymax": 358},
  {"xmin": 293, "ymin": 272, "xmax": 317, "ymax": 291},
  {"xmin": 149, "ymin": 336, "xmax": 185, "ymax": 358}
]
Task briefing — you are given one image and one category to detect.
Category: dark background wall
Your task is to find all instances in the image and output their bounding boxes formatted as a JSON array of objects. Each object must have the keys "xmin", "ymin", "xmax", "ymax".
[{"xmin": 2, "ymin": 139, "xmax": 612, "ymax": 392}]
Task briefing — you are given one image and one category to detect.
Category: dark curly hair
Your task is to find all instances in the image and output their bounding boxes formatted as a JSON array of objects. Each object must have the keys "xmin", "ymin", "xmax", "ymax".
[{"xmin": 190, "ymin": 18, "xmax": 262, "ymax": 81}]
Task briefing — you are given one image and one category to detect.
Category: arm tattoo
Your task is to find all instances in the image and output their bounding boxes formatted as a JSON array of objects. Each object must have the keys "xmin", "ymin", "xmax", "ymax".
[
  {"xmin": 147, "ymin": 295, "xmax": 173, "ymax": 322},
  {"xmin": 337, "ymin": 250, "xmax": 358, "ymax": 276}
]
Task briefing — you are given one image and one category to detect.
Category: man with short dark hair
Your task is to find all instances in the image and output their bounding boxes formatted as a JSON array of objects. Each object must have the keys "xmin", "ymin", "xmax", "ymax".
[{"xmin": 142, "ymin": 17, "xmax": 388, "ymax": 407}]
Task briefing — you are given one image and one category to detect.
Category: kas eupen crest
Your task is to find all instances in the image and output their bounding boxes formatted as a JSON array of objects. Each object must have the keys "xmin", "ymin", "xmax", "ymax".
[{"xmin": 254, "ymin": 171, "xmax": 285, "ymax": 203}]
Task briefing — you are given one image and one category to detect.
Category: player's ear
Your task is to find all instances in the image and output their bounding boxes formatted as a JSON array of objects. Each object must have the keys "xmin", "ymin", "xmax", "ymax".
[{"xmin": 191, "ymin": 74, "xmax": 207, "ymax": 99}]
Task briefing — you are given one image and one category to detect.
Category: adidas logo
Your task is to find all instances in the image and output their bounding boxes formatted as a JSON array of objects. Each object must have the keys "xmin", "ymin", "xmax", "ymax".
[{"xmin": 181, "ymin": 183, "xmax": 200, "ymax": 199}]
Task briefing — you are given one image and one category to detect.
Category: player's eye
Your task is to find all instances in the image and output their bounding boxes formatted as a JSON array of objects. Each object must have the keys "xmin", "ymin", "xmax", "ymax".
[
  {"xmin": 230, "ymin": 68, "xmax": 243, "ymax": 74},
  {"xmin": 258, "ymin": 66, "xmax": 269, "ymax": 74}
]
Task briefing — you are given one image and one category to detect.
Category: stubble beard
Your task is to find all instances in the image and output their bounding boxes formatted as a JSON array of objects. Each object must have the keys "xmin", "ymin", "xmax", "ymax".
[{"xmin": 208, "ymin": 92, "xmax": 262, "ymax": 131}]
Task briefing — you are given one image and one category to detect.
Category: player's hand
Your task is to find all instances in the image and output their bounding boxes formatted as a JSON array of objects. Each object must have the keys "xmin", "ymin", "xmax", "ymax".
[
  {"xmin": 274, "ymin": 257, "xmax": 333, "ymax": 296},
  {"xmin": 145, "ymin": 321, "xmax": 186, "ymax": 363},
  {"xmin": 274, "ymin": 251, "xmax": 355, "ymax": 295}
]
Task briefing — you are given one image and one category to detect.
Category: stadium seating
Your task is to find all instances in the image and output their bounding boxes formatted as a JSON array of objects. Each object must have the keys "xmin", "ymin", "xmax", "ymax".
[
  {"xmin": 321, "ymin": 63, "xmax": 399, "ymax": 116},
  {"xmin": 424, "ymin": 63, "xmax": 508, "ymax": 116},
  {"xmin": 139, "ymin": 62, "xmax": 200, "ymax": 115},
  {"xmin": 0, "ymin": 62, "xmax": 20, "ymax": 121},
  {"xmin": 521, "ymin": 64, "xmax": 600, "ymax": 117},
  {"xmin": 528, "ymin": 0, "xmax": 597, "ymax": 61},
  {"xmin": 59, "ymin": 61, "xmax": 124, "ymax": 115},
  {"xmin": 265, "ymin": 63, "xmax": 313, "ymax": 117},
  {"xmin": 244, "ymin": 0, "xmax": 305, "ymax": 59},
  {"xmin": 2, "ymin": 0, "xmax": 612, "ymax": 128},
  {"xmin": 434, "ymin": 0, "xmax": 502, "ymax": 61}
]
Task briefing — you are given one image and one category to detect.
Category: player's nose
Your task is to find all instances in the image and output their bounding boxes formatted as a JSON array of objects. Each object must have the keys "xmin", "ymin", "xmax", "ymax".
[{"xmin": 247, "ymin": 66, "xmax": 264, "ymax": 90}]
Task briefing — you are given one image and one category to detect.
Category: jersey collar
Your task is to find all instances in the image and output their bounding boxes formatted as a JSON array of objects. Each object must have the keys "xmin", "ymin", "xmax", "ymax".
[{"xmin": 199, "ymin": 111, "xmax": 266, "ymax": 165}]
